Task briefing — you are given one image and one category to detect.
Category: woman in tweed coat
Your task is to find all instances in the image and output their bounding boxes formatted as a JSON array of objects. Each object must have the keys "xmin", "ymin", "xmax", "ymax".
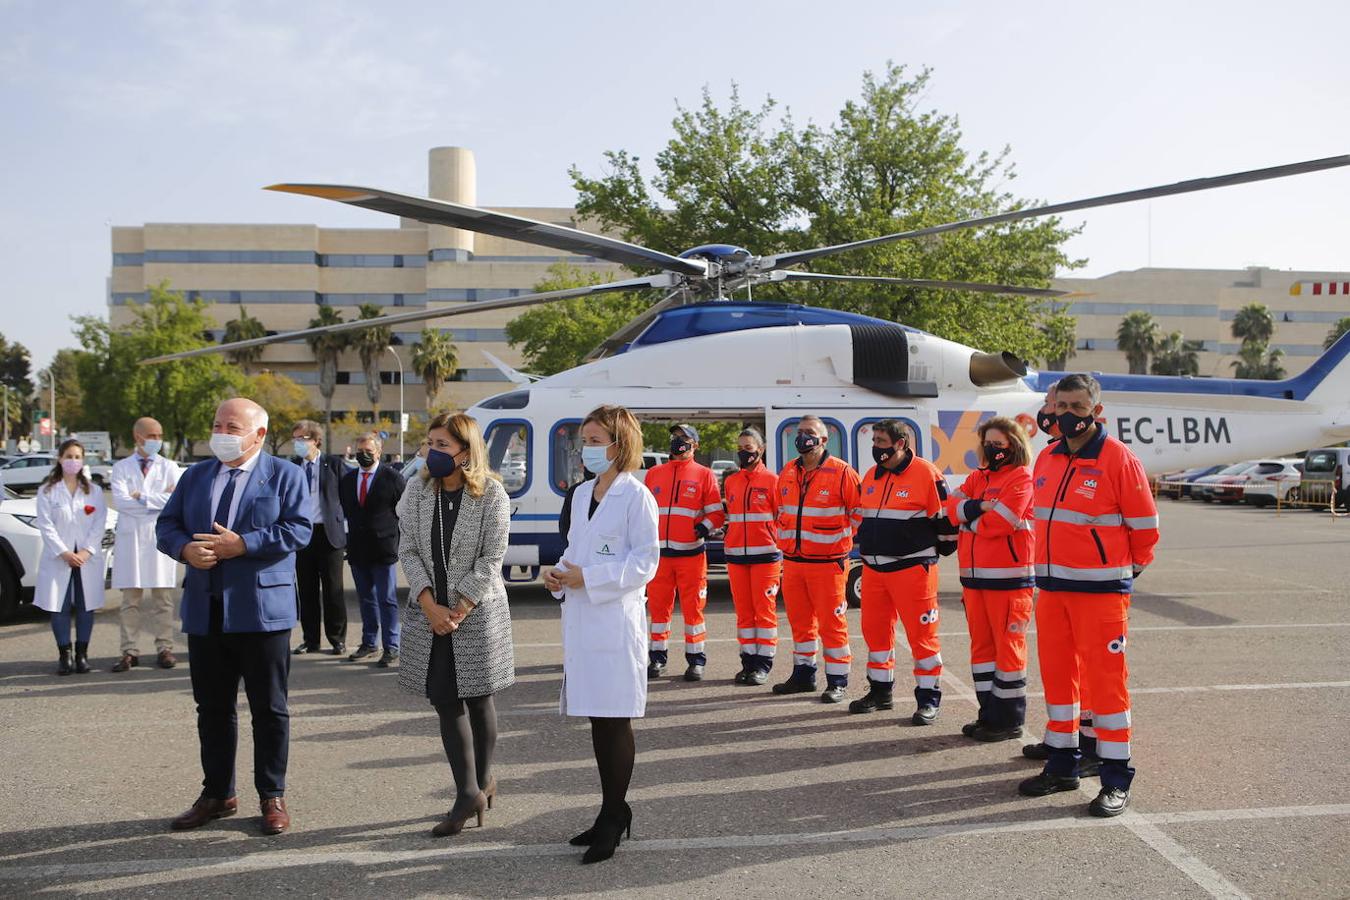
[{"xmin": 397, "ymin": 412, "xmax": 513, "ymax": 837}]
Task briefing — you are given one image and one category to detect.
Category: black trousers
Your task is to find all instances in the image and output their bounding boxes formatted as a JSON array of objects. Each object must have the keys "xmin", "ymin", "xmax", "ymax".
[
  {"xmin": 188, "ymin": 627, "xmax": 291, "ymax": 799},
  {"xmin": 297, "ymin": 524, "xmax": 346, "ymax": 648}
]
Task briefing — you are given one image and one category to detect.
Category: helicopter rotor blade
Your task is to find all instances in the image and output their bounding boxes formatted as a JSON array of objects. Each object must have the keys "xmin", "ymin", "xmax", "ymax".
[
  {"xmin": 266, "ymin": 184, "xmax": 710, "ymax": 278},
  {"xmin": 761, "ymin": 154, "xmax": 1350, "ymax": 271},
  {"xmin": 140, "ymin": 274, "xmax": 676, "ymax": 365},
  {"xmin": 770, "ymin": 271, "xmax": 1067, "ymax": 298}
]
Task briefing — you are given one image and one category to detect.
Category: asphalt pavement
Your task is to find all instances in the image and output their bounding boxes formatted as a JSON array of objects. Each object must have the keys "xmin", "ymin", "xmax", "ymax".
[{"xmin": 1, "ymin": 499, "xmax": 1347, "ymax": 899}]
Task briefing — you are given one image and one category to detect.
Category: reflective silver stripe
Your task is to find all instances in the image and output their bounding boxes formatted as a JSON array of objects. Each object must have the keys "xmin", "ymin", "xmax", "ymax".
[
  {"xmin": 968, "ymin": 517, "xmax": 981, "ymax": 534},
  {"xmin": 794, "ymin": 641, "xmax": 818, "ymax": 653},
  {"xmin": 991, "ymin": 501, "xmax": 1022, "ymax": 528},
  {"xmin": 799, "ymin": 506, "xmax": 847, "ymax": 517},
  {"xmin": 822, "ymin": 646, "xmax": 849, "ymax": 660},
  {"xmin": 1094, "ymin": 710, "xmax": 1132, "ymax": 730},
  {"xmin": 1033, "ymin": 507, "xmax": 1124, "ymax": 527},
  {"xmin": 686, "ymin": 642, "xmax": 706, "ymax": 652},
  {"xmin": 776, "ymin": 529, "xmax": 795, "ymax": 541},
  {"xmin": 915, "ymin": 653, "xmax": 942, "ymax": 670},
  {"xmin": 971, "ymin": 662, "xmax": 997, "ymax": 674},
  {"xmin": 664, "ymin": 538, "xmax": 705, "ymax": 551},
  {"xmin": 860, "ymin": 507, "xmax": 928, "ymax": 520},
  {"xmin": 797, "ymin": 530, "xmax": 848, "ymax": 544},
  {"xmin": 649, "ymin": 640, "xmax": 668, "ymax": 651},
  {"xmin": 726, "ymin": 513, "xmax": 774, "ymax": 523},
  {"xmin": 1046, "ymin": 703, "xmax": 1079, "ymax": 721},
  {"xmin": 1017, "ymin": 520, "xmax": 1034, "ymax": 531},
  {"xmin": 760, "ymin": 645, "xmax": 778, "ymax": 657},
  {"xmin": 995, "ymin": 668, "xmax": 1027, "ymax": 682},
  {"xmin": 737, "ymin": 628, "xmax": 757, "ymax": 639},
  {"xmin": 1035, "ymin": 563, "xmax": 1134, "ymax": 581},
  {"xmin": 698, "ymin": 518, "xmax": 718, "ymax": 531},
  {"xmin": 950, "ymin": 489, "xmax": 968, "ymax": 501},
  {"xmin": 915, "ymin": 674, "xmax": 940, "ymax": 688},
  {"xmin": 1125, "ymin": 515, "xmax": 1159, "ymax": 530},
  {"xmin": 961, "ymin": 565, "xmax": 1035, "ymax": 579},
  {"xmin": 756, "ymin": 628, "xmax": 778, "ymax": 640},
  {"xmin": 685, "ymin": 623, "xmax": 707, "ymax": 636},
  {"xmin": 793, "ymin": 654, "xmax": 816, "ymax": 665},
  {"xmin": 725, "ymin": 544, "xmax": 779, "ymax": 556},
  {"xmin": 824, "ymin": 662, "xmax": 850, "ymax": 675},
  {"xmin": 862, "ymin": 546, "xmax": 934, "ymax": 566},
  {"xmin": 938, "ymin": 533, "xmax": 957, "ymax": 541},
  {"xmin": 650, "ymin": 622, "xmax": 671, "ymax": 634},
  {"xmin": 868, "ymin": 651, "xmax": 894, "ymax": 664},
  {"xmin": 702, "ymin": 504, "xmax": 723, "ymax": 515},
  {"xmin": 657, "ymin": 507, "xmax": 698, "ymax": 518},
  {"xmin": 871, "ymin": 669, "xmax": 896, "ymax": 683},
  {"xmin": 991, "ymin": 685, "xmax": 1026, "ymax": 699},
  {"xmin": 1044, "ymin": 730, "xmax": 1079, "ymax": 749},
  {"xmin": 974, "ymin": 681, "xmax": 992, "ymax": 692},
  {"xmin": 955, "ymin": 503, "xmax": 969, "ymax": 523},
  {"xmin": 1096, "ymin": 738, "xmax": 1131, "ymax": 760}
]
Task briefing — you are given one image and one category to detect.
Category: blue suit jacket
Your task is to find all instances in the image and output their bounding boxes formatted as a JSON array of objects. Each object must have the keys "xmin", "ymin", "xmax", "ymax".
[{"xmin": 156, "ymin": 452, "xmax": 313, "ymax": 635}]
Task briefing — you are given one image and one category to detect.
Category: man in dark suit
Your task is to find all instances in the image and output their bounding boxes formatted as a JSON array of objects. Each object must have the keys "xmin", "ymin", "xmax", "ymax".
[
  {"xmin": 156, "ymin": 398, "xmax": 311, "ymax": 836},
  {"xmin": 290, "ymin": 419, "xmax": 348, "ymax": 655},
  {"xmin": 338, "ymin": 432, "xmax": 406, "ymax": 667}
]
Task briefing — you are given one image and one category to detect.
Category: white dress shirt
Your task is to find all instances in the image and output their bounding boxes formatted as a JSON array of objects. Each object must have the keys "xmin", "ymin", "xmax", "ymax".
[
  {"xmin": 210, "ymin": 449, "xmax": 263, "ymax": 530},
  {"xmin": 301, "ymin": 453, "xmax": 323, "ymax": 523}
]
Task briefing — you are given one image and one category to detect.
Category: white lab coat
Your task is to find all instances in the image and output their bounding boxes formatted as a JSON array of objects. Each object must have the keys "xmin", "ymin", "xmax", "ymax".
[
  {"xmin": 110, "ymin": 453, "xmax": 180, "ymax": 589},
  {"xmin": 34, "ymin": 480, "xmax": 109, "ymax": 613},
  {"xmin": 554, "ymin": 471, "xmax": 660, "ymax": 718}
]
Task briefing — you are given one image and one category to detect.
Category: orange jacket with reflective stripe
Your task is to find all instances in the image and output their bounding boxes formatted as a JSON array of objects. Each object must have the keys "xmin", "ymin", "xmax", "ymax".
[
  {"xmin": 722, "ymin": 463, "xmax": 781, "ymax": 565},
  {"xmin": 644, "ymin": 458, "xmax": 725, "ymax": 557},
  {"xmin": 857, "ymin": 453, "xmax": 954, "ymax": 572},
  {"xmin": 775, "ymin": 452, "xmax": 863, "ymax": 562},
  {"xmin": 1032, "ymin": 427, "xmax": 1159, "ymax": 593},
  {"xmin": 946, "ymin": 463, "xmax": 1035, "ymax": 589}
]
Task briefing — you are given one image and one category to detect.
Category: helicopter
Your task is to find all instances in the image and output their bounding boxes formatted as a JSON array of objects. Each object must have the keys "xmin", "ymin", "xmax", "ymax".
[{"xmin": 144, "ymin": 154, "xmax": 1350, "ymax": 588}]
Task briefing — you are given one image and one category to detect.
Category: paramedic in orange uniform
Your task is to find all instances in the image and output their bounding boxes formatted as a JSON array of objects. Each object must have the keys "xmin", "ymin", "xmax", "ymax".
[
  {"xmin": 722, "ymin": 427, "xmax": 782, "ymax": 686},
  {"xmin": 1018, "ymin": 374, "xmax": 1159, "ymax": 817},
  {"xmin": 771, "ymin": 416, "xmax": 862, "ymax": 704},
  {"xmin": 644, "ymin": 425, "xmax": 724, "ymax": 682},
  {"xmin": 850, "ymin": 420, "xmax": 957, "ymax": 725}
]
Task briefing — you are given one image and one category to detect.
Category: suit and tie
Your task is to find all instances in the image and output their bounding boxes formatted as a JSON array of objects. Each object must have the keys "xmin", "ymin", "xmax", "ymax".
[
  {"xmin": 338, "ymin": 462, "xmax": 407, "ymax": 656},
  {"xmin": 156, "ymin": 451, "xmax": 311, "ymax": 803},
  {"xmin": 294, "ymin": 452, "xmax": 348, "ymax": 652}
]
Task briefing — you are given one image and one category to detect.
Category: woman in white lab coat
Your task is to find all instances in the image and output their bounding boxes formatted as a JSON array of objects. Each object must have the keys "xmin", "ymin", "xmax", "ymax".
[
  {"xmin": 34, "ymin": 439, "xmax": 108, "ymax": 675},
  {"xmin": 544, "ymin": 404, "xmax": 659, "ymax": 865}
]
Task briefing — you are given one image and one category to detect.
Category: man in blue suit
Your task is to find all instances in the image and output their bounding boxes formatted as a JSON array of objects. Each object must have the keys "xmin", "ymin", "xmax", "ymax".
[{"xmin": 156, "ymin": 398, "xmax": 312, "ymax": 836}]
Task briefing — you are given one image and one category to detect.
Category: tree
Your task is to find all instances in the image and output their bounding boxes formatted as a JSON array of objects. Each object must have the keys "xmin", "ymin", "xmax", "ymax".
[
  {"xmin": 569, "ymin": 64, "xmax": 1083, "ymax": 362},
  {"xmin": 1116, "ymin": 311, "xmax": 1158, "ymax": 375},
  {"xmin": 1323, "ymin": 317, "xmax": 1350, "ymax": 350},
  {"xmin": 505, "ymin": 263, "xmax": 648, "ymax": 375},
  {"xmin": 47, "ymin": 348, "xmax": 85, "ymax": 432},
  {"xmin": 72, "ymin": 282, "xmax": 244, "ymax": 456},
  {"xmin": 1231, "ymin": 343, "xmax": 1286, "ymax": 380},
  {"xmin": 1231, "ymin": 303, "xmax": 1275, "ymax": 346},
  {"xmin": 0, "ymin": 335, "xmax": 34, "ymax": 441},
  {"xmin": 222, "ymin": 306, "xmax": 267, "ymax": 373},
  {"xmin": 1150, "ymin": 331, "xmax": 1203, "ymax": 376},
  {"xmin": 1039, "ymin": 307, "xmax": 1077, "ymax": 370},
  {"xmin": 411, "ymin": 327, "xmax": 459, "ymax": 410},
  {"xmin": 305, "ymin": 305, "xmax": 350, "ymax": 443},
  {"xmin": 352, "ymin": 303, "xmax": 391, "ymax": 417},
  {"xmin": 244, "ymin": 371, "xmax": 320, "ymax": 455}
]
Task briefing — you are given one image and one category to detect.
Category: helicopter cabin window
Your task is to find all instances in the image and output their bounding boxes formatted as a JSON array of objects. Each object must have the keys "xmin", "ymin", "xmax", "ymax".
[
  {"xmin": 482, "ymin": 420, "xmax": 531, "ymax": 497},
  {"xmin": 549, "ymin": 420, "xmax": 584, "ymax": 494},
  {"xmin": 775, "ymin": 418, "xmax": 847, "ymax": 467}
]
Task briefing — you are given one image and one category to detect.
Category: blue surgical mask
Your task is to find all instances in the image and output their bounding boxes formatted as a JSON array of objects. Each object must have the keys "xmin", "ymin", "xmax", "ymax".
[
  {"xmin": 581, "ymin": 444, "xmax": 614, "ymax": 476},
  {"xmin": 292, "ymin": 439, "xmax": 312, "ymax": 458},
  {"xmin": 141, "ymin": 439, "xmax": 162, "ymax": 456}
]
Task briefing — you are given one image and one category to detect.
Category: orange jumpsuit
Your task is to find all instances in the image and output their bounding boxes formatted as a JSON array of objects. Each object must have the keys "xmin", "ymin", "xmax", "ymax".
[
  {"xmin": 723, "ymin": 462, "xmax": 782, "ymax": 674},
  {"xmin": 1032, "ymin": 426, "xmax": 1159, "ymax": 791},
  {"xmin": 775, "ymin": 453, "xmax": 862, "ymax": 688},
  {"xmin": 645, "ymin": 458, "xmax": 724, "ymax": 667},
  {"xmin": 947, "ymin": 463, "xmax": 1035, "ymax": 730},
  {"xmin": 857, "ymin": 452, "xmax": 957, "ymax": 707}
]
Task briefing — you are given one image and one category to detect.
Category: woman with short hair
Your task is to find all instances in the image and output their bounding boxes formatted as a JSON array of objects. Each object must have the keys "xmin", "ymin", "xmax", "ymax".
[
  {"xmin": 397, "ymin": 413, "xmax": 514, "ymax": 837},
  {"xmin": 544, "ymin": 404, "xmax": 659, "ymax": 864},
  {"xmin": 946, "ymin": 416, "xmax": 1036, "ymax": 741}
]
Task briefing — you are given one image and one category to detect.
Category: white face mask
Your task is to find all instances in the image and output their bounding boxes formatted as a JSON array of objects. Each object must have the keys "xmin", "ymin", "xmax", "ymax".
[
  {"xmin": 292, "ymin": 439, "xmax": 312, "ymax": 458},
  {"xmin": 141, "ymin": 439, "xmax": 162, "ymax": 457},
  {"xmin": 581, "ymin": 443, "xmax": 614, "ymax": 476},
  {"xmin": 210, "ymin": 432, "xmax": 248, "ymax": 463}
]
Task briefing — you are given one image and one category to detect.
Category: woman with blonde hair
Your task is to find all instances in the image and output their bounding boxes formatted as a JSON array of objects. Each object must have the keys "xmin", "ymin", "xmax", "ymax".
[
  {"xmin": 544, "ymin": 404, "xmax": 659, "ymax": 864},
  {"xmin": 945, "ymin": 416, "xmax": 1036, "ymax": 741},
  {"xmin": 397, "ymin": 412, "xmax": 514, "ymax": 837}
]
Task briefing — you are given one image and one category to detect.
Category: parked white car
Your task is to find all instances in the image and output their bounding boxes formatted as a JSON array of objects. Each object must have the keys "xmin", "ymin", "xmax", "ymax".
[
  {"xmin": 0, "ymin": 453, "xmax": 115, "ymax": 495},
  {"xmin": 1242, "ymin": 459, "xmax": 1305, "ymax": 506},
  {"xmin": 0, "ymin": 487, "xmax": 118, "ymax": 622}
]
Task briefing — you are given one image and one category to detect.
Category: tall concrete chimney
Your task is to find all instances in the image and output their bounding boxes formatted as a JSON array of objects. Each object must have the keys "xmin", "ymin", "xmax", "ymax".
[{"xmin": 427, "ymin": 147, "xmax": 476, "ymax": 259}]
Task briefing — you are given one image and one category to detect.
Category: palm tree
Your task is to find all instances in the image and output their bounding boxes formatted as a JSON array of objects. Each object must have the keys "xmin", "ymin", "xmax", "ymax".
[
  {"xmin": 1324, "ymin": 317, "xmax": 1350, "ymax": 351},
  {"xmin": 351, "ymin": 303, "xmax": 392, "ymax": 419},
  {"xmin": 221, "ymin": 306, "xmax": 267, "ymax": 373},
  {"xmin": 1231, "ymin": 343, "xmax": 1286, "ymax": 380},
  {"xmin": 304, "ymin": 305, "xmax": 350, "ymax": 443},
  {"xmin": 1039, "ymin": 308, "xmax": 1077, "ymax": 371},
  {"xmin": 1231, "ymin": 303, "xmax": 1275, "ymax": 347},
  {"xmin": 1150, "ymin": 331, "xmax": 1202, "ymax": 376},
  {"xmin": 411, "ymin": 328, "xmax": 459, "ymax": 410},
  {"xmin": 1116, "ymin": 311, "xmax": 1158, "ymax": 375}
]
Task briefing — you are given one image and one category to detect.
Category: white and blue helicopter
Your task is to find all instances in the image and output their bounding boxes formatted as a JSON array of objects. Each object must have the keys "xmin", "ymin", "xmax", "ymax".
[{"xmin": 147, "ymin": 155, "xmax": 1350, "ymax": 589}]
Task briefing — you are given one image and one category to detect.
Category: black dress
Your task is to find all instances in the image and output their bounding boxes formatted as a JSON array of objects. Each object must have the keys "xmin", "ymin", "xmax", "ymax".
[{"xmin": 425, "ymin": 485, "xmax": 464, "ymax": 706}]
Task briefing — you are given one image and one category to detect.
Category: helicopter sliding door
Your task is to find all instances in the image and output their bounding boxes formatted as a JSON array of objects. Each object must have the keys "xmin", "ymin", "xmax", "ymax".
[{"xmin": 767, "ymin": 407, "xmax": 931, "ymax": 471}]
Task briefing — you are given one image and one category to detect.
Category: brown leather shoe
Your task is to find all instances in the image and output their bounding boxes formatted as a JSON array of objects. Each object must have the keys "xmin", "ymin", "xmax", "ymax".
[
  {"xmin": 111, "ymin": 653, "xmax": 138, "ymax": 673},
  {"xmin": 170, "ymin": 795, "xmax": 237, "ymax": 830},
  {"xmin": 157, "ymin": 649, "xmax": 177, "ymax": 669},
  {"xmin": 260, "ymin": 797, "xmax": 289, "ymax": 835}
]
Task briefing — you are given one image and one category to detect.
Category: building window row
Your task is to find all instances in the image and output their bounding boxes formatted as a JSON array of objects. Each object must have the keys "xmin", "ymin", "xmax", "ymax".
[
  {"xmin": 114, "ymin": 249, "xmax": 601, "ymax": 269},
  {"xmin": 427, "ymin": 288, "xmax": 526, "ymax": 302},
  {"xmin": 1218, "ymin": 309, "xmax": 1350, "ymax": 324},
  {"xmin": 283, "ymin": 368, "xmax": 508, "ymax": 385},
  {"xmin": 1066, "ymin": 301, "xmax": 1220, "ymax": 317},
  {"xmin": 112, "ymin": 291, "xmax": 429, "ymax": 307}
]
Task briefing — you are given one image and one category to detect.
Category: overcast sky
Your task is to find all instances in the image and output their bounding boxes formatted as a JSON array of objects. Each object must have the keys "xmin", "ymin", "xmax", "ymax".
[{"xmin": 3, "ymin": 0, "xmax": 1349, "ymax": 369}]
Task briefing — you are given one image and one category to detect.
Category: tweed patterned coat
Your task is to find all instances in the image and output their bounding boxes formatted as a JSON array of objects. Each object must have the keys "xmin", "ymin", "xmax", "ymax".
[{"xmin": 396, "ymin": 474, "xmax": 514, "ymax": 699}]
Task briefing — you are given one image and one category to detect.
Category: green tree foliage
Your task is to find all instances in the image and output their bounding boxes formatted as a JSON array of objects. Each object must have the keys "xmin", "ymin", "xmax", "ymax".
[
  {"xmin": 640, "ymin": 420, "xmax": 747, "ymax": 456},
  {"xmin": 1323, "ymin": 316, "xmax": 1350, "ymax": 351},
  {"xmin": 1231, "ymin": 343, "xmax": 1286, "ymax": 380},
  {"xmin": 0, "ymin": 335, "xmax": 34, "ymax": 439},
  {"xmin": 243, "ymin": 371, "xmax": 321, "ymax": 455},
  {"xmin": 305, "ymin": 305, "xmax": 350, "ymax": 437},
  {"xmin": 567, "ymin": 64, "xmax": 1082, "ymax": 363},
  {"xmin": 72, "ymin": 283, "xmax": 244, "ymax": 456},
  {"xmin": 1150, "ymin": 331, "xmax": 1203, "ymax": 376},
  {"xmin": 1231, "ymin": 303, "xmax": 1275, "ymax": 346},
  {"xmin": 352, "ymin": 303, "xmax": 392, "ymax": 416},
  {"xmin": 411, "ymin": 327, "xmax": 460, "ymax": 410},
  {"xmin": 1116, "ymin": 311, "xmax": 1159, "ymax": 375},
  {"xmin": 505, "ymin": 263, "xmax": 648, "ymax": 375},
  {"xmin": 1038, "ymin": 307, "xmax": 1077, "ymax": 370},
  {"xmin": 47, "ymin": 349, "xmax": 84, "ymax": 432},
  {"xmin": 222, "ymin": 306, "xmax": 267, "ymax": 373}
]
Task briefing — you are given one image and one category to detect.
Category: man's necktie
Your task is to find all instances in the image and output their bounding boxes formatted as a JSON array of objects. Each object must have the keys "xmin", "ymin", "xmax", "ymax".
[
  {"xmin": 359, "ymin": 471, "xmax": 370, "ymax": 506},
  {"xmin": 209, "ymin": 469, "xmax": 241, "ymax": 600},
  {"xmin": 139, "ymin": 456, "xmax": 151, "ymax": 476}
]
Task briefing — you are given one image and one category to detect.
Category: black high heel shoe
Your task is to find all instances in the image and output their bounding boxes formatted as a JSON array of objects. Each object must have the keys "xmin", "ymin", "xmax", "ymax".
[
  {"xmin": 580, "ymin": 805, "xmax": 633, "ymax": 864},
  {"xmin": 569, "ymin": 800, "xmax": 631, "ymax": 846}
]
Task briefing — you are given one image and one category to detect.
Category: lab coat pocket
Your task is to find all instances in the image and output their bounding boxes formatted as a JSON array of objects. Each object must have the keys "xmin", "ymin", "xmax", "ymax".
[
  {"xmin": 575, "ymin": 596, "xmax": 628, "ymax": 653},
  {"xmin": 589, "ymin": 533, "xmax": 625, "ymax": 564}
]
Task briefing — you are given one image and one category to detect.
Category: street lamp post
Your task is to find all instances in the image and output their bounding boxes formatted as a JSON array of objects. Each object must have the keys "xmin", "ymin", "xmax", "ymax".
[{"xmin": 385, "ymin": 345, "xmax": 405, "ymax": 460}]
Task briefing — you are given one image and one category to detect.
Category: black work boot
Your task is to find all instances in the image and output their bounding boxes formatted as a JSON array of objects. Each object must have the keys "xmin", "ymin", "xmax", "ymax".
[
  {"xmin": 1018, "ymin": 771, "xmax": 1081, "ymax": 797},
  {"xmin": 57, "ymin": 645, "xmax": 73, "ymax": 676},
  {"xmin": 848, "ymin": 679, "xmax": 894, "ymax": 714},
  {"xmin": 771, "ymin": 664, "xmax": 817, "ymax": 695},
  {"xmin": 74, "ymin": 641, "xmax": 92, "ymax": 675}
]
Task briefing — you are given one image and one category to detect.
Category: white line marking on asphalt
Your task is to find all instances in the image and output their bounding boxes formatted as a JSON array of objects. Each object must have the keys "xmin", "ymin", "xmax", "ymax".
[{"xmin": 1, "ymin": 803, "xmax": 1345, "ymax": 883}]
